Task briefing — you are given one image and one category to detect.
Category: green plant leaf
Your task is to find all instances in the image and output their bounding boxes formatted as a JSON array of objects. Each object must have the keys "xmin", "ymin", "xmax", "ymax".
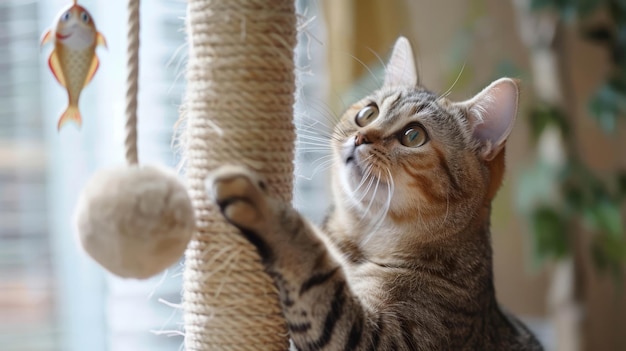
[
  {"xmin": 617, "ymin": 171, "xmax": 626, "ymax": 199},
  {"xmin": 584, "ymin": 199, "xmax": 624, "ymax": 239},
  {"xmin": 529, "ymin": 105, "xmax": 569, "ymax": 143},
  {"xmin": 516, "ymin": 161, "xmax": 561, "ymax": 214},
  {"xmin": 576, "ymin": 0, "xmax": 606, "ymax": 17},
  {"xmin": 530, "ymin": 0, "xmax": 604, "ymax": 20},
  {"xmin": 589, "ymin": 86, "xmax": 618, "ymax": 133},
  {"xmin": 591, "ymin": 234, "xmax": 626, "ymax": 281},
  {"xmin": 562, "ymin": 183, "xmax": 585, "ymax": 212},
  {"xmin": 530, "ymin": 0, "xmax": 556, "ymax": 11},
  {"xmin": 531, "ymin": 206, "xmax": 569, "ymax": 261}
]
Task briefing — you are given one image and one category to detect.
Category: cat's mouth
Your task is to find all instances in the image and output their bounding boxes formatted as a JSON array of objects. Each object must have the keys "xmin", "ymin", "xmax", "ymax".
[
  {"xmin": 344, "ymin": 142, "xmax": 357, "ymax": 165},
  {"xmin": 342, "ymin": 142, "xmax": 367, "ymax": 180},
  {"xmin": 345, "ymin": 154, "xmax": 365, "ymax": 179}
]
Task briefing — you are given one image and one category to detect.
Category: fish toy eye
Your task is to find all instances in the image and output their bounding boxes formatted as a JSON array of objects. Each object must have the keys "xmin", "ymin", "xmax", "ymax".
[
  {"xmin": 61, "ymin": 11, "xmax": 71, "ymax": 22},
  {"xmin": 81, "ymin": 11, "xmax": 90, "ymax": 23}
]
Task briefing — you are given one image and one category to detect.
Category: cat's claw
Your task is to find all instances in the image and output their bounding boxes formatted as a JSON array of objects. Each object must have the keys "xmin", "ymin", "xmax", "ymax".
[{"xmin": 206, "ymin": 165, "xmax": 270, "ymax": 231}]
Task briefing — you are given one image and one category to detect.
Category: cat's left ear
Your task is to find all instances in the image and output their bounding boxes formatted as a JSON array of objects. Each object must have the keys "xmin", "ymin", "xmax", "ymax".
[
  {"xmin": 458, "ymin": 78, "xmax": 519, "ymax": 161},
  {"xmin": 383, "ymin": 37, "xmax": 418, "ymax": 88}
]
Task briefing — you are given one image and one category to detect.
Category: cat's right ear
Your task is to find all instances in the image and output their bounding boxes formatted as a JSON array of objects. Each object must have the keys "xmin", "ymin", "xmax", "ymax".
[
  {"xmin": 383, "ymin": 37, "xmax": 418, "ymax": 88},
  {"xmin": 458, "ymin": 78, "xmax": 519, "ymax": 161}
]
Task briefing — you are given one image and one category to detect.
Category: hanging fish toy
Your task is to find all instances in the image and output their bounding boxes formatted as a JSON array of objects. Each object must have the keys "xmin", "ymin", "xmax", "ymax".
[{"xmin": 41, "ymin": 0, "xmax": 106, "ymax": 130}]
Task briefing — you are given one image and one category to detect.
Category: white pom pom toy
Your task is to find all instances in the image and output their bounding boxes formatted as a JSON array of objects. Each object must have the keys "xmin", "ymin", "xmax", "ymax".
[{"xmin": 75, "ymin": 166, "xmax": 194, "ymax": 279}]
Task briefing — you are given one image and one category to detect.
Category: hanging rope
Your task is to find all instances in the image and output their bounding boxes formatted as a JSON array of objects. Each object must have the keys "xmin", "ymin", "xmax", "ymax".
[
  {"xmin": 182, "ymin": 0, "xmax": 296, "ymax": 350},
  {"xmin": 125, "ymin": 0, "xmax": 140, "ymax": 165}
]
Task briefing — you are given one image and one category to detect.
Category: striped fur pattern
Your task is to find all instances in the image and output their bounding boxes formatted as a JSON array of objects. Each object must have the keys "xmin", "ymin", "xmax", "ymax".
[{"xmin": 206, "ymin": 37, "xmax": 543, "ymax": 350}]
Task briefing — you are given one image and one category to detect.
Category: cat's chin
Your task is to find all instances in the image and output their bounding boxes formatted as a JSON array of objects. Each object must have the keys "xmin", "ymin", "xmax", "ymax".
[
  {"xmin": 341, "ymin": 158, "xmax": 372, "ymax": 195},
  {"xmin": 344, "ymin": 158, "xmax": 364, "ymax": 179},
  {"xmin": 340, "ymin": 166, "xmax": 391, "ymax": 213}
]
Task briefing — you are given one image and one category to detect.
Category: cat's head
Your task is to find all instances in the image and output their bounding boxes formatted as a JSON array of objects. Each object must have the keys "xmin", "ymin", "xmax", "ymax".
[{"xmin": 331, "ymin": 37, "xmax": 518, "ymax": 250}]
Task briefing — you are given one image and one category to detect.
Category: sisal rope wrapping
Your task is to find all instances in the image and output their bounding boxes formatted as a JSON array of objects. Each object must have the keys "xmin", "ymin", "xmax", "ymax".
[
  {"xmin": 125, "ymin": 0, "xmax": 139, "ymax": 165},
  {"xmin": 182, "ymin": 1, "xmax": 295, "ymax": 350}
]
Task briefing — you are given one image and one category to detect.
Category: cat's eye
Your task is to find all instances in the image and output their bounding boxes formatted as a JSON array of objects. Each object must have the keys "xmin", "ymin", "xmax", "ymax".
[
  {"xmin": 400, "ymin": 124, "xmax": 428, "ymax": 147},
  {"xmin": 355, "ymin": 104, "xmax": 379, "ymax": 127},
  {"xmin": 61, "ymin": 11, "xmax": 71, "ymax": 22}
]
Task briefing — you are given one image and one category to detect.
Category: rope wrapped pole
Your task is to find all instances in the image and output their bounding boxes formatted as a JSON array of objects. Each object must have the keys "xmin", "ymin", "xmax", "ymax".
[{"xmin": 182, "ymin": 1, "xmax": 296, "ymax": 350}]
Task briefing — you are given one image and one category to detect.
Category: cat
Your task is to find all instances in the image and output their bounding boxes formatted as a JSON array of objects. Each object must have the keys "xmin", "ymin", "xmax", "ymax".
[{"xmin": 205, "ymin": 37, "xmax": 544, "ymax": 351}]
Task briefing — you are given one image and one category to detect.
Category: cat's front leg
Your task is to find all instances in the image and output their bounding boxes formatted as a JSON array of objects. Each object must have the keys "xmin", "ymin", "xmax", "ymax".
[{"xmin": 206, "ymin": 166, "xmax": 381, "ymax": 350}]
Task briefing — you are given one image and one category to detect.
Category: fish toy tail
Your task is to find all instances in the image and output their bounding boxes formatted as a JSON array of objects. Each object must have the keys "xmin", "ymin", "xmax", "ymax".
[{"xmin": 57, "ymin": 105, "xmax": 82, "ymax": 131}]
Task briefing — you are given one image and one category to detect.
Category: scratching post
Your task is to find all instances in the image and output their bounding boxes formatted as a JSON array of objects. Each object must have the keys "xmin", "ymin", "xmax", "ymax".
[{"xmin": 182, "ymin": 0, "xmax": 296, "ymax": 350}]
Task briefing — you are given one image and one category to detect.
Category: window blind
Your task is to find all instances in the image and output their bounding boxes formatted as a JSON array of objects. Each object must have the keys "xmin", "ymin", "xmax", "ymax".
[{"xmin": 0, "ymin": 1, "xmax": 56, "ymax": 350}]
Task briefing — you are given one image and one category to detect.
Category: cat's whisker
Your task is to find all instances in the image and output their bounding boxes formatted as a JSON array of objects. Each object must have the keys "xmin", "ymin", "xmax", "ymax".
[
  {"xmin": 353, "ymin": 173, "xmax": 373, "ymax": 203},
  {"xmin": 296, "ymin": 140, "xmax": 333, "ymax": 148},
  {"xmin": 296, "ymin": 156, "xmax": 333, "ymax": 181},
  {"xmin": 362, "ymin": 171, "xmax": 381, "ymax": 219},
  {"xmin": 297, "ymin": 125, "xmax": 344, "ymax": 144},
  {"xmin": 352, "ymin": 162, "xmax": 375, "ymax": 200},
  {"xmin": 310, "ymin": 153, "xmax": 334, "ymax": 166},
  {"xmin": 298, "ymin": 128, "xmax": 329, "ymax": 137},
  {"xmin": 361, "ymin": 171, "xmax": 388, "ymax": 243},
  {"xmin": 297, "ymin": 145, "xmax": 331, "ymax": 155},
  {"xmin": 366, "ymin": 46, "xmax": 387, "ymax": 74},
  {"xmin": 370, "ymin": 168, "xmax": 394, "ymax": 238},
  {"xmin": 296, "ymin": 139, "xmax": 332, "ymax": 148},
  {"xmin": 298, "ymin": 148, "xmax": 332, "ymax": 155},
  {"xmin": 383, "ymin": 168, "xmax": 394, "ymax": 217},
  {"xmin": 325, "ymin": 120, "xmax": 348, "ymax": 139},
  {"xmin": 297, "ymin": 133, "xmax": 333, "ymax": 144},
  {"xmin": 298, "ymin": 100, "xmax": 341, "ymax": 130},
  {"xmin": 408, "ymin": 176, "xmax": 427, "ymax": 229},
  {"xmin": 297, "ymin": 127, "xmax": 337, "ymax": 144},
  {"xmin": 350, "ymin": 156, "xmax": 375, "ymax": 193},
  {"xmin": 438, "ymin": 63, "xmax": 466, "ymax": 100},
  {"xmin": 306, "ymin": 99, "xmax": 341, "ymax": 124},
  {"xmin": 347, "ymin": 53, "xmax": 382, "ymax": 87},
  {"xmin": 298, "ymin": 148, "xmax": 331, "ymax": 154},
  {"xmin": 416, "ymin": 197, "xmax": 426, "ymax": 228},
  {"xmin": 309, "ymin": 158, "xmax": 334, "ymax": 178},
  {"xmin": 296, "ymin": 119, "xmax": 335, "ymax": 136},
  {"xmin": 333, "ymin": 129, "xmax": 349, "ymax": 141},
  {"xmin": 353, "ymin": 173, "xmax": 374, "ymax": 207},
  {"xmin": 442, "ymin": 187, "xmax": 451, "ymax": 226},
  {"xmin": 297, "ymin": 144, "xmax": 332, "ymax": 152}
]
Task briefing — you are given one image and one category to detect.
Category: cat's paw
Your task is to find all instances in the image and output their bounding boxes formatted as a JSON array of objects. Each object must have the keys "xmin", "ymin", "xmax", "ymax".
[{"xmin": 206, "ymin": 165, "xmax": 271, "ymax": 231}]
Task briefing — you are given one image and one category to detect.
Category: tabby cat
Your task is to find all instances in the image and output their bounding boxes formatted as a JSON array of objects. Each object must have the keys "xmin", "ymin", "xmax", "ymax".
[{"xmin": 206, "ymin": 37, "xmax": 544, "ymax": 351}]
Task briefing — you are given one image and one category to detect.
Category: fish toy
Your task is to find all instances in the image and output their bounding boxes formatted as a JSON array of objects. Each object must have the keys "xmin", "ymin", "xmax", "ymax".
[{"xmin": 41, "ymin": 0, "xmax": 107, "ymax": 130}]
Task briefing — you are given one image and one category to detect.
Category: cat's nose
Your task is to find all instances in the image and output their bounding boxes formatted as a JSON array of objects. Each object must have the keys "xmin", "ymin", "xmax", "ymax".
[{"xmin": 354, "ymin": 132, "xmax": 371, "ymax": 146}]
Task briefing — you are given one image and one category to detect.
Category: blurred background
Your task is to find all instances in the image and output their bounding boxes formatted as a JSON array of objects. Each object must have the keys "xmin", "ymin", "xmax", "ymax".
[{"xmin": 1, "ymin": 0, "xmax": 624, "ymax": 350}]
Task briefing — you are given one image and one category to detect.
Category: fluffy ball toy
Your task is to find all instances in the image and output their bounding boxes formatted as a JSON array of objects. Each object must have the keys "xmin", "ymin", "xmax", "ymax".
[{"xmin": 75, "ymin": 166, "xmax": 194, "ymax": 279}]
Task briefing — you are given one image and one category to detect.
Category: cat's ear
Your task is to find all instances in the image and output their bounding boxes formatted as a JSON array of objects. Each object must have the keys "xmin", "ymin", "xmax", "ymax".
[
  {"xmin": 383, "ymin": 37, "xmax": 418, "ymax": 88},
  {"xmin": 459, "ymin": 78, "xmax": 519, "ymax": 161}
]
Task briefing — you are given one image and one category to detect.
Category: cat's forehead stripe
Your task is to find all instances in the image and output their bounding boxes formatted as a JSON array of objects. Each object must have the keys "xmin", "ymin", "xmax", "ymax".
[
  {"xmin": 378, "ymin": 88, "xmax": 439, "ymax": 128},
  {"xmin": 381, "ymin": 91, "xmax": 402, "ymax": 111}
]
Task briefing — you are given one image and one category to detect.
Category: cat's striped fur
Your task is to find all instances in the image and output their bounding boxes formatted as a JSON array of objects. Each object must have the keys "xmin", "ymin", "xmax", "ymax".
[{"xmin": 206, "ymin": 37, "xmax": 543, "ymax": 350}]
